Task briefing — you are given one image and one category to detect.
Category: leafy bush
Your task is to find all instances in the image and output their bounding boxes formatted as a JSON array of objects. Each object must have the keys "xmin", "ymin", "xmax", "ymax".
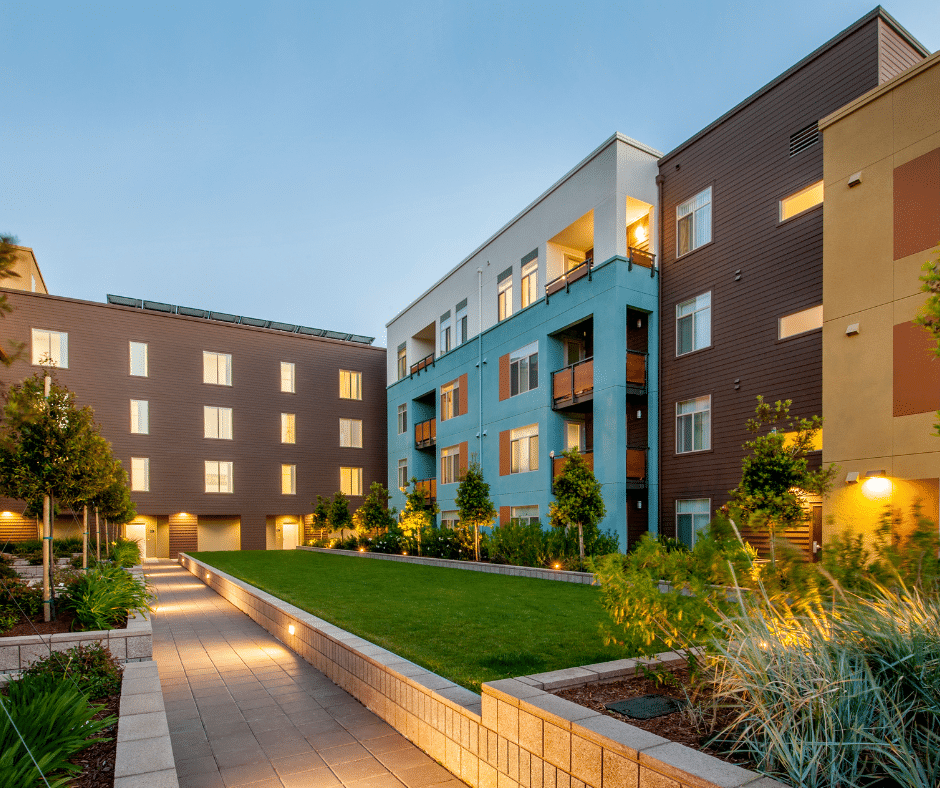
[
  {"xmin": 485, "ymin": 520, "xmax": 549, "ymax": 567},
  {"xmin": 0, "ymin": 577, "xmax": 43, "ymax": 633},
  {"xmin": 59, "ymin": 564, "xmax": 152, "ymax": 631},
  {"xmin": 334, "ymin": 534, "xmax": 360, "ymax": 551},
  {"xmin": 20, "ymin": 642, "xmax": 122, "ymax": 701},
  {"xmin": 370, "ymin": 529, "xmax": 414, "ymax": 555},
  {"xmin": 420, "ymin": 526, "xmax": 473, "ymax": 559},
  {"xmin": 109, "ymin": 537, "xmax": 141, "ymax": 567}
]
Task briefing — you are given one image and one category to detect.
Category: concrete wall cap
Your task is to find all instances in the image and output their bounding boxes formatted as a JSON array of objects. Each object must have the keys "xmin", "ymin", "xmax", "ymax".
[
  {"xmin": 575, "ymin": 714, "xmax": 669, "ymax": 759},
  {"xmin": 521, "ymin": 692, "xmax": 602, "ymax": 729},
  {"xmin": 639, "ymin": 741, "xmax": 759, "ymax": 788},
  {"xmin": 483, "ymin": 678, "xmax": 547, "ymax": 704}
]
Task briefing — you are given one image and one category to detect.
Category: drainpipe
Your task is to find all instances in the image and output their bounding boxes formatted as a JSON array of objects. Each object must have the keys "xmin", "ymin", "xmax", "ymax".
[
  {"xmin": 477, "ymin": 268, "xmax": 484, "ymax": 469},
  {"xmin": 655, "ymin": 172, "xmax": 664, "ymax": 539}
]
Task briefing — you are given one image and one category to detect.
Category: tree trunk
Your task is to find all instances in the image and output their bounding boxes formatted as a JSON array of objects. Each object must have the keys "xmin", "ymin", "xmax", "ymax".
[
  {"xmin": 578, "ymin": 523, "xmax": 585, "ymax": 565},
  {"xmin": 474, "ymin": 523, "xmax": 480, "ymax": 562},
  {"xmin": 82, "ymin": 505, "xmax": 88, "ymax": 570},
  {"xmin": 42, "ymin": 494, "xmax": 51, "ymax": 622},
  {"xmin": 95, "ymin": 507, "xmax": 100, "ymax": 562}
]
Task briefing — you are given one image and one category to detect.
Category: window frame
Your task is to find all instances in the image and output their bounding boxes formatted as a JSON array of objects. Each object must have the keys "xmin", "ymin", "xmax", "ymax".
[
  {"xmin": 510, "ymin": 505, "xmax": 539, "ymax": 526},
  {"xmin": 280, "ymin": 361, "xmax": 295, "ymax": 393},
  {"xmin": 441, "ymin": 444, "xmax": 461, "ymax": 485},
  {"xmin": 397, "ymin": 458, "xmax": 408, "ymax": 491},
  {"xmin": 281, "ymin": 413, "xmax": 296, "ymax": 444},
  {"xmin": 130, "ymin": 457, "xmax": 150, "ymax": 492},
  {"xmin": 498, "ymin": 276, "xmax": 513, "ymax": 322},
  {"xmin": 676, "ymin": 396, "xmax": 711, "ymax": 454},
  {"xmin": 676, "ymin": 498, "xmax": 711, "ymax": 546},
  {"xmin": 778, "ymin": 305, "xmax": 823, "ymax": 340},
  {"xmin": 440, "ymin": 315, "xmax": 452, "ymax": 354},
  {"xmin": 129, "ymin": 341, "xmax": 148, "ymax": 377},
  {"xmin": 440, "ymin": 380, "xmax": 459, "ymax": 421},
  {"xmin": 676, "ymin": 292, "xmax": 712, "ymax": 357},
  {"xmin": 31, "ymin": 328, "xmax": 68, "ymax": 368},
  {"xmin": 205, "ymin": 460, "xmax": 234, "ymax": 494},
  {"xmin": 339, "ymin": 418, "xmax": 363, "ymax": 448},
  {"xmin": 456, "ymin": 305, "xmax": 468, "ymax": 345},
  {"xmin": 203, "ymin": 351, "xmax": 232, "ymax": 386},
  {"xmin": 521, "ymin": 260, "xmax": 538, "ymax": 309},
  {"xmin": 510, "ymin": 424, "xmax": 539, "ymax": 474},
  {"xmin": 397, "ymin": 403, "xmax": 407, "ymax": 435},
  {"xmin": 204, "ymin": 406, "xmax": 233, "ymax": 440},
  {"xmin": 509, "ymin": 342, "xmax": 538, "ymax": 397},
  {"xmin": 340, "ymin": 466, "xmax": 363, "ymax": 496},
  {"xmin": 676, "ymin": 187, "xmax": 713, "ymax": 258},
  {"xmin": 397, "ymin": 347, "xmax": 407, "ymax": 380},
  {"xmin": 339, "ymin": 369, "xmax": 362, "ymax": 400},
  {"xmin": 779, "ymin": 180, "xmax": 824, "ymax": 223},
  {"xmin": 281, "ymin": 464, "xmax": 296, "ymax": 495},
  {"xmin": 130, "ymin": 399, "xmax": 149, "ymax": 435},
  {"xmin": 440, "ymin": 510, "xmax": 459, "ymax": 529}
]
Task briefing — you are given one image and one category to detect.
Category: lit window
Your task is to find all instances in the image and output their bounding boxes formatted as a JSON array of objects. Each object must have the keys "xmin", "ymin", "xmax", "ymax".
[
  {"xmin": 31, "ymin": 329, "xmax": 68, "ymax": 368},
  {"xmin": 130, "ymin": 342, "xmax": 148, "ymax": 377},
  {"xmin": 204, "ymin": 407, "xmax": 233, "ymax": 440},
  {"xmin": 130, "ymin": 400, "xmax": 149, "ymax": 435},
  {"xmin": 510, "ymin": 342, "xmax": 538, "ymax": 396},
  {"xmin": 397, "ymin": 404, "xmax": 408, "ymax": 435},
  {"xmin": 441, "ymin": 510, "xmax": 459, "ymax": 529},
  {"xmin": 521, "ymin": 258, "xmax": 538, "ymax": 309},
  {"xmin": 130, "ymin": 458, "xmax": 150, "ymax": 492},
  {"xmin": 677, "ymin": 187, "xmax": 712, "ymax": 256},
  {"xmin": 498, "ymin": 271, "xmax": 513, "ymax": 321},
  {"xmin": 441, "ymin": 445, "xmax": 460, "ymax": 485},
  {"xmin": 397, "ymin": 345, "xmax": 407, "ymax": 380},
  {"xmin": 340, "ymin": 467, "xmax": 362, "ymax": 496},
  {"xmin": 780, "ymin": 181, "xmax": 823, "ymax": 222},
  {"xmin": 205, "ymin": 461, "xmax": 234, "ymax": 493},
  {"xmin": 511, "ymin": 505, "xmax": 539, "ymax": 526},
  {"xmin": 281, "ymin": 362, "xmax": 295, "ymax": 393},
  {"xmin": 456, "ymin": 301, "xmax": 468, "ymax": 345},
  {"xmin": 397, "ymin": 459, "xmax": 408, "ymax": 491},
  {"xmin": 440, "ymin": 380, "xmax": 460, "ymax": 421},
  {"xmin": 281, "ymin": 464, "xmax": 296, "ymax": 495},
  {"xmin": 203, "ymin": 352, "xmax": 232, "ymax": 386},
  {"xmin": 778, "ymin": 305, "xmax": 823, "ymax": 339},
  {"xmin": 676, "ymin": 292, "xmax": 711, "ymax": 356},
  {"xmin": 340, "ymin": 418, "xmax": 362, "ymax": 448},
  {"xmin": 440, "ymin": 312, "xmax": 452, "ymax": 354},
  {"xmin": 281, "ymin": 413, "xmax": 296, "ymax": 444},
  {"xmin": 339, "ymin": 370, "xmax": 362, "ymax": 400},
  {"xmin": 510, "ymin": 424, "xmax": 539, "ymax": 474},
  {"xmin": 564, "ymin": 421, "xmax": 584, "ymax": 451},
  {"xmin": 676, "ymin": 499, "xmax": 710, "ymax": 546},
  {"xmin": 676, "ymin": 397, "xmax": 711, "ymax": 454}
]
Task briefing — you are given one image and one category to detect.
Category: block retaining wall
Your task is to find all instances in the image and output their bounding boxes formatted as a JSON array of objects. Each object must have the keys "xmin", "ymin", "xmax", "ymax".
[{"xmin": 180, "ymin": 554, "xmax": 785, "ymax": 788}]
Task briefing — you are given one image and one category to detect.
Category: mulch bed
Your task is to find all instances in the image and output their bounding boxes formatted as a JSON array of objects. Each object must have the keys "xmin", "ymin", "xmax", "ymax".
[
  {"xmin": 0, "ymin": 610, "xmax": 128, "ymax": 638},
  {"xmin": 70, "ymin": 691, "xmax": 120, "ymax": 788}
]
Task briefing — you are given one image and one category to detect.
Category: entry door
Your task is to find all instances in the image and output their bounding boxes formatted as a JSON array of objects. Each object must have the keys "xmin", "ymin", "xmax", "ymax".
[
  {"xmin": 282, "ymin": 520, "xmax": 298, "ymax": 550},
  {"xmin": 811, "ymin": 505, "xmax": 823, "ymax": 563},
  {"xmin": 145, "ymin": 524, "xmax": 157, "ymax": 559},
  {"xmin": 275, "ymin": 522, "xmax": 283, "ymax": 550},
  {"xmin": 126, "ymin": 521, "xmax": 147, "ymax": 560},
  {"xmin": 565, "ymin": 339, "xmax": 585, "ymax": 366}
]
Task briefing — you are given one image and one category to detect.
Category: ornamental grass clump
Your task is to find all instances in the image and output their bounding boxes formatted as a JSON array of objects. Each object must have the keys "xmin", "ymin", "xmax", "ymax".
[{"xmin": 59, "ymin": 563, "xmax": 152, "ymax": 630}]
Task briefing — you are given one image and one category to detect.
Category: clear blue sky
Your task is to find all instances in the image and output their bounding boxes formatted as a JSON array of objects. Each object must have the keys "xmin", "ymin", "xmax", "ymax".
[{"xmin": 3, "ymin": 1, "xmax": 938, "ymax": 347}]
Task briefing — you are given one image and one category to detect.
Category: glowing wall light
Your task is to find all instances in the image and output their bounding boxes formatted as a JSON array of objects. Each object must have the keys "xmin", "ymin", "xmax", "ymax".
[
  {"xmin": 862, "ymin": 470, "xmax": 891, "ymax": 496},
  {"xmin": 288, "ymin": 624, "xmax": 295, "ymax": 635}
]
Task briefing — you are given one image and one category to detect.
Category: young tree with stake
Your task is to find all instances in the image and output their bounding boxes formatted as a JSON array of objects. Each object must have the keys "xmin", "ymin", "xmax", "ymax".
[
  {"xmin": 549, "ymin": 448, "xmax": 606, "ymax": 565},
  {"xmin": 455, "ymin": 459, "xmax": 495, "ymax": 562}
]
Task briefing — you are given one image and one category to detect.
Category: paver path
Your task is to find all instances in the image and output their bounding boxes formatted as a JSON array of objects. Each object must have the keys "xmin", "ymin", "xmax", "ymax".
[{"xmin": 148, "ymin": 560, "xmax": 466, "ymax": 788}]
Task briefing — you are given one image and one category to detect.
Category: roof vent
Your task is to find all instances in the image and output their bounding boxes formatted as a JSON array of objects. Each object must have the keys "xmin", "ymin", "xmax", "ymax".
[{"xmin": 789, "ymin": 122, "xmax": 819, "ymax": 157}]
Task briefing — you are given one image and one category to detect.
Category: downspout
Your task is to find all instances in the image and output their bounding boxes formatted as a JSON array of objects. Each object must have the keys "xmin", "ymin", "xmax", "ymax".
[
  {"xmin": 655, "ymin": 172, "xmax": 665, "ymax": 539},
  {"xmin": 477, "ymin": 267, "xmax": 484, "ymax": 469}
]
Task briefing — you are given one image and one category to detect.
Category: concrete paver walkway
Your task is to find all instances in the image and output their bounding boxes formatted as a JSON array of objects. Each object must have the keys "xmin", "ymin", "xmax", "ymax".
[{"xmin": 148, "ymin": 560, "xmax": 466, "ymax": 788}]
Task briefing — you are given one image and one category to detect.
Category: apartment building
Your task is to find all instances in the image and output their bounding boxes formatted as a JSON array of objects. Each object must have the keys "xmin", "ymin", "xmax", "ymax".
[
  {"xmin": 820, "ymin": 49, "xmax": 940, "ymax": 534},
  {"xmin": 0, "ymin": 271, "xmax": 387, "ymax": 557},
  {"xmin": 387, "ymin": 134, "xmax": 661, "ymax": 548}
]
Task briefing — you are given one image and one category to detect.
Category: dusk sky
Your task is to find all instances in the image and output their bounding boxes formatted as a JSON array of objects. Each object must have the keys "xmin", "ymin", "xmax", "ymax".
[{"xmin": 4, "ymin": 1, "xmax": 938, "ymax": 348}]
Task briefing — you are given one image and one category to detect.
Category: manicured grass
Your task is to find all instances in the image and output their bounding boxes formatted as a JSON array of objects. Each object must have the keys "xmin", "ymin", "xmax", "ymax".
[{"xmin": 192, "ymin": 550, "xmax": 629, "ymax": 692}]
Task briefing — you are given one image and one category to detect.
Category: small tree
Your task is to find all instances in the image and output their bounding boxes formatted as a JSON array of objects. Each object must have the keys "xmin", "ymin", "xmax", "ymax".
[
  {"xmin": 329, "ymin": 491, "xmax": 352, "ymax": 535},
  {"xmin": 455, "ymin": 459, "xmax": 495, "ymax": 561},
  {"xmin": 398, "ymin": 478, "xmax": 438, "ymax": 554},
  {"xmin": 915, "ymin": 246, "xmax": 940, "ymax": 436},
  {"xmin": 354, "ymin": 482, "xmax": 397, "ymax": 538},
  {"xmin": 549, "ymin": 448, "xmax": 606, "ymax": 564}
]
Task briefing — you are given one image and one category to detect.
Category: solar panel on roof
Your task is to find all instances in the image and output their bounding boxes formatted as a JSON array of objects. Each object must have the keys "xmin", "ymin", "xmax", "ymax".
[
  {"xmin": 240, "ymin": 316, "xmax": 268, "ymax": 328},
  {"xmin": 324, "ymin": 330, "xmax": 348, "ymax": 340},
  {"xmin": 107, "ymin": 294, "xmax": 142, "ymax": 308},
  {"xmin": 209, "ymin": 312, "xmax": 238, "ymax": 323},
  {"xmin": 177, "ymin": 306, "xmax": 208, "ymax": 318},
  {"xmin": 297, "ymin": 326, "xmax": 325, "ymax": 336},
  {"xmin": 349, "ymin": 335, "xmax": 375, "ymax": 344},
  {"xmin": 143, "ymin": 300, "xmax": 174, "ymax": 313},
  {"xmin": 268, "ymin": 322, "xmax": 298, "ymax": 332}
]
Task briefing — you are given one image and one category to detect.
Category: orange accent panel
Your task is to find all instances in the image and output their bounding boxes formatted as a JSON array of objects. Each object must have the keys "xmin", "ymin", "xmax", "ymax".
[
  {"xmin": 893, "ymin": 320, "xmax": 940, "ymax": 416},
  {"xmin": 459, "ymin": 374, "xmax": 469, "ymax": 415},
  {"xmin": 499, "ymin": 430, "xmax": 510, "ymax": 476},
  {"xmin": 459, "ymin": 442, "xmax": 468, "ymax": 478},
  {"xmin": 499, "ymin": 506, "xmax": 511, "ymax": 526},
  {"xmin": 627, "ymin": 353, "xmax": 646, "ymax": 385},
  {"xmin": 627, "ymin": 449, "xmax": 646, "ymax": 480},
  {"xmin": 499, "ymin": 354, "xmax": 510, "ymax": 401},
  {"xmin": 894, "ymin": 148, "xmax": 940, "ymax": 261}
]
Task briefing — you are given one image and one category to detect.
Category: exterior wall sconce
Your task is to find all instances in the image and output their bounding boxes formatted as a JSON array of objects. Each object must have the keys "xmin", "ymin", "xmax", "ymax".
[
  {"xmin": 846, "ymin": 323, "xmax": 860, "ymax": 335},
  {"xmin": 846, "ymin": 471, "xmax": 859, "ymax": 484},
  {"xmin": 863, "ymin": 470, "xmax": 891, "ymax": 495},
  {"xmin": 848, "ymin": 172, "xmax": 862, "ymax": 187}
]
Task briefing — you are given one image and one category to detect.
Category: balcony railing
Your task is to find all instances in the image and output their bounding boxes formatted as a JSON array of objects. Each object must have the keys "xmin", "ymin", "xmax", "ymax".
[
  {"xmin": 414, "ymin": 478, "xmax": 437, "ymax": 504},
  {"xmin": 628, "ymin": 247, "xmax": 656, "ymax": 277},
  {"xmin": 626, "ymin": 350, "xmax": 648, "ymax": 394},
  {"xmin": 414, "ymin": 418, "xmax": 436, "ymax": 450},
  {"xmin": 410, "ymin": 352, "xmax": 435, "ymax": 376},
  {"xmin": 552, "ymin": 450, "xmax": 594, "ymax": 478},
  {"xmin": 626, "ymin": 446, "xmax": 648, "ymax": 489},
  {"xmin": 552, "ymin": 357, "xmax": 594, "ymax": 409},
  {"xmin": 545, "ymin": 259, "xmax": 592, "ymax": 300}
]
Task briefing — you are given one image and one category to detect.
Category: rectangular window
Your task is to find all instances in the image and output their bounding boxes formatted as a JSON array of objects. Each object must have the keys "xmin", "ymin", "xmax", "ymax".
[
  {"xmin": 440, "ymin": 510, "xmax": 459, "ymax": 529},
  {"xmin": 511, "ymin": 505, "xmax": 539, "ymax": 526},
  {"xmin": 676, "ymin": 499, "xmax": 711, "ymax": 546},
  {"xmin": 521, "ymin": 259, "xmax": 538, "ymax": 309},
  {"xmin": 676, "ymin": 396, "xmax": 711, "ymax": 453},
  {"xmin": 339, "ymin": 370, "xmax": 362, "ymax": 400},
  {"xmin": 509, "ymin": 342, "xmax": 538, "ymax": 397},
  {"xmin": 565, "ymin": 421, "xmax": 584, "ymax": 451},
  {"xmin": 281, "ymin": 464, "xmax": 296, "ymax": 495},
  {"xmin": 440, "ymin": 380, "xmax": 460, "ymax": 421},
  {"xmin": 456, "ymin": 301, "xmax": 468, "ymax": 345},
  {"xmin": 397, "ymin": 345, "xmax": 407, "ymax": 380},
  {"xmin": 340, "ymin": 418, "xmax": 363, "ymax": 448},
  {"xmin": 677, "ymin": 187, "xmax": 712, "ymax": 256},
  {"xmin": 130, "ymin": 342, "xmax": 148, "ymax": 377},
  {"xmin": 203, "ymin": 352, "xmax": 232, "ymax": 386},
  {"xmin": 130, "ymin": 400, "xmax": 149, "ymax": 435},
  {"xmin": 397, "ymin": 459, "xmax": 408, "ymax": 491},
  {"xmin": 441, "ymin": 445, "xmax": 461, "ymax": 485},
  {"xmin": 397, "ymin": 403, "xmax": 407, "ymax": 435},
  {"xmin": 498, "ymin": 272, "xmax": 513, "ymax": 322},
  {"xmin": 31, "ymin": 329, "xmax": 68, "ymax": 368},
  {"xmin": 340, "ymin": 467, "xmax": 362, "ymax": 496},
  {"xmin": 130, "ymin": 457, "xmax": 150, "ymax": 492},
  {"xmin": 510, "ymin": 424, "xmax": 539, "ymax": 474},
  {"xmin": 778, "ymin": 305, "xmax": 823, "ymax": 339},
  {"xmin": 780, "ymin": 180, "xmax": 823, "ymax": 222},
  {"xmin": 205, "ymin": 461, "xmax": 234, "ymax": 493},
  {"xmin": 281, "ymin": 413, "xmax": 296, "ymax": 444},
  {"xmin": 676, "ymin": 292, "xmax": 711, "ymax": 356},
  {"xmin": 440, "ymin": 312, "xmax": 452, "ymax": 354},
  {"xmin": 281, "ymin": 362, "xmax": 295, "ymax": 393},
  {"xmin": 204, "ymin": 406, "xmax": 233, "ymax": 440}
]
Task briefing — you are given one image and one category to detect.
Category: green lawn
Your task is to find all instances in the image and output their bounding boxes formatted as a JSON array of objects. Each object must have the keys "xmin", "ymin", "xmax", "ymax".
[{"xmin": 191, "ymin": 550, "xmax": 628, "ymax": 692}]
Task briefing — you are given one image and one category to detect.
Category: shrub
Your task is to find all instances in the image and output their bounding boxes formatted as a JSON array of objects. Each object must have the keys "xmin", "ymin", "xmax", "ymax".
[
  {"xmin": 109, "ymin": 536, "xmax": 141, "ymax": 567},
  {"xmin": 334, "ymin": 534, "xmax": 360, "ymax": 551},
  {"xmin": 0, "ymin": 577, "xmax": 43, "ymax": 632},
  {"xmin": 370, "ymin": 529, "xmax": 414, "ymax": 555},
  {"xmin": 421, "ymin": 526, "xmax": 473, "ymax": 559},
  {"xmin": 59, "ymin": 564, "xmax": 152, "ymax": 631},
  {"xmin": 20, "ymin": 642, "xmax": 122, "ymax": 701},
  {"xmin": 485, "ymin": 520, "xmax": 549, "ymax": 567}
]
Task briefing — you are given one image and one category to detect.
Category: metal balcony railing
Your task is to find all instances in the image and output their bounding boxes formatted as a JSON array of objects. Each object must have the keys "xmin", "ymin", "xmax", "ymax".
[
  {"xmin": 626, "ymin": 350, "xmax": 648, "ymax": 394},
  {"xmin": 551, "ymin": 357, "xmax": 594, "ymax": 409},
  {"xmin": 628, "ymin": 247, "xmax": 657, "ymax": 277},
  {"xmin": 414, "ymin": 478, "xmax": 437, "ymax": 504},
  {"xmin": 545, "ymin": 259, "xmax": 592, "ymax": 300},
  {"xmin": 409, "ymin": 352, "xmax": 435, "ymax": 375},
  {"xmin": 414, "ymin": 418, "xmax": 436, "ymax": 450}
]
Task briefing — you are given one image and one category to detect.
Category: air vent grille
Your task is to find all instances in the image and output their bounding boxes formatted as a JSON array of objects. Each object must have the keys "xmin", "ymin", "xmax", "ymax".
[{"xmin": 789, "ymin": 122, "xmax": 819, "ymax": 156}]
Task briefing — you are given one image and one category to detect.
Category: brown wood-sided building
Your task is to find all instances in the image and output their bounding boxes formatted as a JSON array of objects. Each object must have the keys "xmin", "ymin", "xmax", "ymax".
[
  {"xmin": 0, "ymin": 283, "xmax": 387, "ymax": 557},
  {"xmin": 655, "ymin": 8, "xmax": 928, "ymax": 547}
]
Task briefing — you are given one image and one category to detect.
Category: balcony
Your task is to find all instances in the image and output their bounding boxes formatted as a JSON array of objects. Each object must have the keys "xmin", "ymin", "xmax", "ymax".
[
  {"xmin": 414, "ymin": 478, "xmax": 437, "ymax": 504},
  {"xmin": 626, "ymin": 446, "xmax": 648, "ymax": 489},
  {"xmin": 410, "ymin": 352, "xmax": 435, "ymax": 376},
  {"xmin": 414, "ymin": 418, "xmax": 436, "ymax": 450},
  {"xmin": 552, "ymin": 451, "xmax": 594, "ymax": 478},
  {"xmin": 626, "ymin": 350, "xmax": 648, "ymax": 395},
  {"xmin": 628, "ymin": 247, "xmax": 656, "ymax": 277},
  {"xmin": 545, "ymin": 259, "xmax": 592, "ymax": 299},
  {"xmin": 552, "ymin": 358, "xmax": 594, "ymax": 409}
]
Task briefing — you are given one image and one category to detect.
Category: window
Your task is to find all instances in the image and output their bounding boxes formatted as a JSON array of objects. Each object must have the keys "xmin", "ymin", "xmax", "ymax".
[
  {"xmin": 440, "ymin": 312, "xmax": 452, "ymax": 354},
  {"xmin": 440, "ymin": 380, "xmax": 460, "ymax": 421},
  {"xmin": 440, "ymin": 510, "xmax": 459, "ymax": 529},
  {"xmin": 677, "ymin": 187, "xmax": 712, "ymax": 256},
  {"xmin": 339, "ymin": 370, "xmax": 362, "ymax": 400},
  {"xmin": 203, "ymin": 352, "xmax": 232, "ymax": 386},
  {"xmin": 676, "ymin": 396, "xmax": 711, "ymax": 453},
  {"xmin": 780, "ymin": 180, "xmax": 823, "ymax": 221},
  {"xmin": 204, "ymin": 407, "xmax": 233, "ymax": 440},
  {"xmin": 778, "ymin": 305, "xmax": 823, "ymax": 339},
  {"xmin": 498, "ymin": 270, "xmax": 513, "ymax": 321},
  {"xmin": 676, "ymin": 292, "xmax": 711, "ymax": 356},
  {"xmin": 521, "ymin": 258, "xmax": 538, "ymax": 309},
  {"xmin": 205, "ymin": 461, "xmax": 234, "ymax": 493},
  {"xmin": 510, "ymin": 424, "xmax": 539, "ymax": 474},
  {"xmin": 340, "ymin": 467, "xmax": 362, "ymax": 496},
  {"xmin": 397, "ymin": 404, "xmax": 407, "ymax": 435},
  {"xmin": 281, "ymin": 464, "xmax": 296, "ymax": 495},
  {"xmin": 456, "ymin": 301, "xmax": 468, "ymax": 345},
  {"xmin": 397, "ymin": 459, "xmax": 408, "ymax": 491},
  {"xmin": 397, "ymin": 345, "xmax": 407, "ymax": 380},
  {"xmin": 130, "ymin": 458, "xmax": 149, "ymax": 492},
  {"xmin": 676, "ymin": 499, "xmax": 711, "ymax": 546},
  {"xmin": 510, "ymin": 342, "xmax": 538, "ymax": 396},
  {"xmin": 565, "ymin": 421, "xmax": 584, "ymax": 451},
  {"xmin": 130, "ymin": 400, "xmax": 149, "ymax": 435},
  {"xmin": 340, "ymin": 418, "xmax": 362, "ymax": 448},
  {"xmin": 281, "ymin": 362, "xmax": 295, "ymax": 393},
  {"xmin": 281, "ymin": 413, "xmax": 296, "ymax": 444},
  {"xmin": 511, "ymin": 505, "xmax": 539, "ymax": 526},
  {"xmin": 31, "ymin": 329, "xmax": 68, "ymax": 368},
  {"xmin": 130, "ymin": 342, "xmax": 148, "ymax": 377},
  {"xmin": 441, "ymin": 445, "xmax": 460, "ymax": 485}
]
